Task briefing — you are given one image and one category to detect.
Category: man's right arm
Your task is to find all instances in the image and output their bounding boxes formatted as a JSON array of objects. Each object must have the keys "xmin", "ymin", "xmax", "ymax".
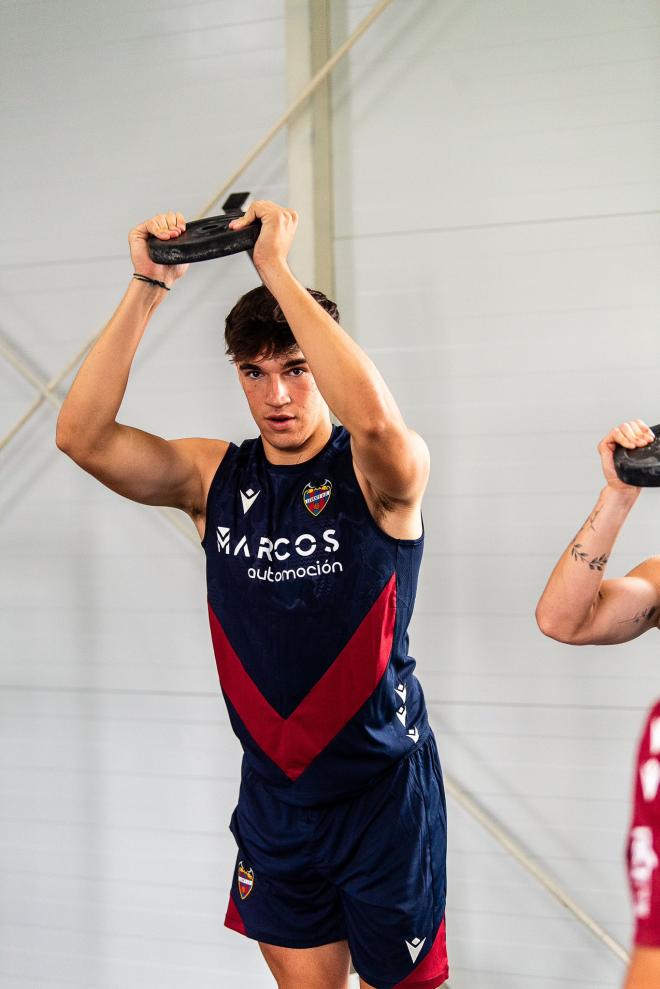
[
  {"xmin": 56, "ymin": 212, "xmax": 227, "ymax": 521},
  {"xmin": 535, "ymin": 420, "xmax": 660, "ymax": 645}
]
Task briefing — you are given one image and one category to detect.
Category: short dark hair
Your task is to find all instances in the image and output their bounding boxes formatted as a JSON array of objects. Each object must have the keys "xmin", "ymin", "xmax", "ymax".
[{"xmin": 224, "ymin": 285, "xmax": 340, "ymax": 363}]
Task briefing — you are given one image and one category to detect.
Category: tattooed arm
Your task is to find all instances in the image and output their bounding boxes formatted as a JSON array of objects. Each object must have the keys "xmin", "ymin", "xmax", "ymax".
[{"xmin": 536, "ymin": 420, "xmax": 660, "ymax": 645}]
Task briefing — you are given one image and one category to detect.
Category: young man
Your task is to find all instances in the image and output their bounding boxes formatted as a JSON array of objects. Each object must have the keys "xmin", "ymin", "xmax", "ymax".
[
  {"xmin": 536, "ymin": 419, "xmax": 660, "ymax": 989},
  {"xmin": 56, "ymin": 202, "xmax": 448, "ymax": 989}
]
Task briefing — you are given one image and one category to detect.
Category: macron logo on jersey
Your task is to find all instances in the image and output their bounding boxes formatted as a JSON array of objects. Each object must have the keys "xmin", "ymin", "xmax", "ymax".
[{"xmin": 240, "ymin": 488, "xmax": 260, "ymax": 515}]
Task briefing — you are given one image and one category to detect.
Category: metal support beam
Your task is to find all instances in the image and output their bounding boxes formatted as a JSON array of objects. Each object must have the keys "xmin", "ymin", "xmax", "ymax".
[
  {"xmin": 285, "ymin": 0, "xmax": 335, "ymax": 297},
  {"xmin": 444, "ymin": 771, "xmax": 629, "ymax": 964}
]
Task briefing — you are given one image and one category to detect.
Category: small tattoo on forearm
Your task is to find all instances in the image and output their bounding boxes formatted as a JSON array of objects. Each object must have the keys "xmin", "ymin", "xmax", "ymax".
[
  {"xmin": 572, "ymin": 507, "xmax": 602, "ymax": 543},
  {"xmin": 618, "ymin": 606, "xmax": 657, "ymax": 625},
  {"xmin": 586, "ymin": 509, "xmax": 601, "ymax": 533},
  {"xmin": 571, "ymin": 543, "xmax": 609, "ymax": 570}
]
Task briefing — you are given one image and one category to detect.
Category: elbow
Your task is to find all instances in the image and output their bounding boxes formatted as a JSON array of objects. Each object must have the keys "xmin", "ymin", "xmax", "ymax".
[
  {"xmin": 362, "ymin": 420, "xmax": 389, "ymax": 444},
  {"xmin": 535, "ymin": 607, "xmax": 560, "ymax": 639},
  {"xmin": 535, "ymin": 605, "xmax": 581, "ymax": 644},
  {"xmin": 359, "ymin": 411, "xmax": 406, "ymax": 445},
  {"xmin": 55, "ymin": 418, "xmax": 72, "ymax": 455},
  {"xmin": 55, "ymin": 412, "xmax": 99, "ymax": 464},
  {"xmin": 55, "ymin": 410, "xmax": 78, "ymax": 457}
]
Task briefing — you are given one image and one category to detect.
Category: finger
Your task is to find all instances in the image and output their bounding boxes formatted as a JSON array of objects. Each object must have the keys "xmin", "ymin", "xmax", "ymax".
[
  {"xmin": 150, "ymin": 226, "xmax": 177, "ymax": 240},
  {"xmin": 632, "ymin": 424, "xmax": 654, "ymax": 445},
  {"xmin": 246, "ymin": 200, "xmax": 269, "ymax": 220},
  {"xmin": 146, "ymin": 214, "xmax": 168, "ymax": 236},
  {"xmin": 612, "ymin": 426, "xmax": 637, "ymax": 449},
  {"xmin": 620, "ymin": 422, "xmax": 639, "ymax": 443},
  {"xmin": 129, "ymin": 221, "xmax": 150, "ymax": 240},
  {"xmin": 175, "ymin": 212, "xmax": 186, "ymax": 231},
  {"xmin": 623, "ymin": 420, "xmax": 651, "ymax": 446},
  {"xmin": 634, "ymin": 419, "xmax": 655, "ymax": 441},
  {"xmin": 148, "ymin": 227, "xmax": 177, "ymax": 240},
  {"xmin": 229, "ymin": 205, "xmax": 257, "ymax": 229}
]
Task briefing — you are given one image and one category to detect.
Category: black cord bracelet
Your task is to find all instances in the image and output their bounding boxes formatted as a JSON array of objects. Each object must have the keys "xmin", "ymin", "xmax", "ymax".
[{"xmin": 133, "ymin": 273, "xmax": 170, "ymax": 291}]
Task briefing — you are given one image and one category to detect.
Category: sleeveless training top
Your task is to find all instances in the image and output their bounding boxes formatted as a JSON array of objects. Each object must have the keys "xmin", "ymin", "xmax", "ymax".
[{"xmin": 202, "ymin": 424, "xmax": 430, "ymax": 805}]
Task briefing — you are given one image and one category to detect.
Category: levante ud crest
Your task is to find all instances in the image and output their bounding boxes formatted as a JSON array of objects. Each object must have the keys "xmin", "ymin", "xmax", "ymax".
[
  {"xmin": 303, "ymin": 479, "xmax": 332, "ymax": 516},
  {"xmin": 237, "ymin": 861, "xmax": 254, "ymax": 900}
]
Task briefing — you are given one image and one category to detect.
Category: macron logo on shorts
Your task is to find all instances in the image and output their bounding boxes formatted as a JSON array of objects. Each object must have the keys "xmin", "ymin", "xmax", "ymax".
[{"xmin": 406, "ymin": 936, "xmax": 426, "ymax": 963}]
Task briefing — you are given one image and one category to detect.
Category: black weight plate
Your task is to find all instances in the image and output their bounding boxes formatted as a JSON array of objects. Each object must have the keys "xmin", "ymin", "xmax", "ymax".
[
  {"xmin": 613, "ymin": 424, "xmax": 660, "ymax": 486},
  {"xmin": 147, "ymin": 212, "xmax": 261, "ymax": 265}
]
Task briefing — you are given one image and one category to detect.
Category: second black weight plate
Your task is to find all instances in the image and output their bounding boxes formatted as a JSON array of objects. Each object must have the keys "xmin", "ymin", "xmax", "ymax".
[
  {"xmin": 613, "ymin": 424, "xmax": 660, "ymax": 487},
  {"xmin": 148, "ymin": 213, "xmax": 261, "ymax": 265}
]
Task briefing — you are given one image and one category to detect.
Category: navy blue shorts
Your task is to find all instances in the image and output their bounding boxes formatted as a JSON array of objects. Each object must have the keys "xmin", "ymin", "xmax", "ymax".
[{"xmin": 224, "ymin": 733, "xmax": 449, "ymax": 989}]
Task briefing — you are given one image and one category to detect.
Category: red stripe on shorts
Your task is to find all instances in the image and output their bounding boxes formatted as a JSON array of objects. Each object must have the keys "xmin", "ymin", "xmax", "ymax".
[
  {"xmin": 393, "ymin": 917, "xmax": 449, "ymax": 989},
  {"xmin": 224, "ymin": 893, "xmax": 247, "ymax": 937}
]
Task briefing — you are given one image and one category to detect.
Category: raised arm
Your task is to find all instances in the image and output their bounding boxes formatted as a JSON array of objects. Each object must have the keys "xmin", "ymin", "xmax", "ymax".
[
  {"xmin": 56, "ymin": 212, "xmax": 227, "ymax": 522},
  {"xmin": 536, "ymin": 420, "xmax": 660, "ymax": 645},
  {"xmin": 230, "ymin": 201, "xmax": 429, "ymax": 507}
]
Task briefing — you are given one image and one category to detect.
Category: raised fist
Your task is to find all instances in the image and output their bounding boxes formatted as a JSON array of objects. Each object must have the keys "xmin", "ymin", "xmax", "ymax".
[{"xmin": 129, "ymin": 211, "xmax": 189, "ymax": 288}]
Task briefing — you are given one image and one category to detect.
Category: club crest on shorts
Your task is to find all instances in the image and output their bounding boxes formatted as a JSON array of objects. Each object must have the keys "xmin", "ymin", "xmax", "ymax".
[
  {"xmin": 303, "ymin": 479, "xmax": 332, "ymax": 516},
  {"xmin": 237, "ymin": 861, "xmax": 254, "ymax": 900}
]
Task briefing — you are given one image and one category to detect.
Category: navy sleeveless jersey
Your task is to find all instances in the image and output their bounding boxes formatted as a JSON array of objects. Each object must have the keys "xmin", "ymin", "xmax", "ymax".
[{"xmin": 202, "ymin": 424, "xmax": 430, "ymax": 805}]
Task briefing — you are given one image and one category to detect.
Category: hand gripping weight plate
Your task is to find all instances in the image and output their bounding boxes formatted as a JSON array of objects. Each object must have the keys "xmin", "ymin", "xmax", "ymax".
[
  {"xmin": 147, "ymin": 193, "xmax": 261, "ymax": 265},
  {"xmin": 613, "ymin": 424, "xmax": 660, "ymax": 487}
]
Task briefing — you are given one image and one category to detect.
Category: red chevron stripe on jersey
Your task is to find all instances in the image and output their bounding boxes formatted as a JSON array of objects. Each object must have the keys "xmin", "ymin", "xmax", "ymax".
[{"xmin": 208, "ymin": 574, "xmax": 397, "ymax": 780}]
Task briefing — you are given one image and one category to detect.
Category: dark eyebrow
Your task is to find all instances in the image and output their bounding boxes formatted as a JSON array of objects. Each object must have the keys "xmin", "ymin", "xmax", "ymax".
[{"xmin": 238, "ymin": 357, "xmax": 307, "ymax": 371}]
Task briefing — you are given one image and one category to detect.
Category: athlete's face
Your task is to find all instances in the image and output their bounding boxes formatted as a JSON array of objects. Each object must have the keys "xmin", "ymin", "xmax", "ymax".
[{"xmin": 236, "ymin": 349, "xmax": 330, "ymax": 452}]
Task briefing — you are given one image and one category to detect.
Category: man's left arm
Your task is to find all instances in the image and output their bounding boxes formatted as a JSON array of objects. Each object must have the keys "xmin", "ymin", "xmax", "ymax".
[{"xmin": 232, "ymin": 201, "xmax": 429, "ymax": 503}]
